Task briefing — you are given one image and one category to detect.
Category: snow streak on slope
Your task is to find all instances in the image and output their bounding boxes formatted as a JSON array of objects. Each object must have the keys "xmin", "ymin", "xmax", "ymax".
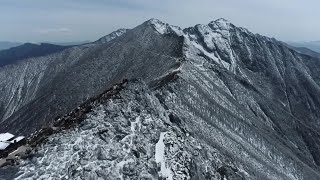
[{"xmin": 155, "ymin": 132, "xmax": 173, "ymax": 180}]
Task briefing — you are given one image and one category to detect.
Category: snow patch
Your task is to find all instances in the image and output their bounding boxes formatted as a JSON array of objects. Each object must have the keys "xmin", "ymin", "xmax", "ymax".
[
  {"xmin": 155, "ymin": 132, "xmax": 173, "ymax": 180},
  {"xmin": 149, "ymin": 19, "xmax": 168, "ymax": 34},
  {"xmin": 148, "ymin": 18, "xmax": 183, "ymax": 35},
  {"xmin": 0, "ymin": 142, "xmax": 10, "ymax": 150},
  {"xmin": 0, "ymin": 132, "xmax": 14, "ymax": 141}
]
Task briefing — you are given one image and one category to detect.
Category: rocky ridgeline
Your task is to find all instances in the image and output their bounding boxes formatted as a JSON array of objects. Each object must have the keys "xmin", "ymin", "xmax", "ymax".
[
  {"xmin": 0, "ymin": 79, "xmax": 129, "ymax": 165},
  {"xmin": 2, "ymin": 79, "xmax": 245, "ymax": 179},
  {"xmin": 27, "ymin": 79, "xmax": 130, "ymax": 148}
]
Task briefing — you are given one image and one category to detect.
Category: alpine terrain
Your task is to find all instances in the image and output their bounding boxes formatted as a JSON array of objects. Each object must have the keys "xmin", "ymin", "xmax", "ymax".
[{"xmin": 1, "ymin": 18, "xmax": 320, "ymax": 180}]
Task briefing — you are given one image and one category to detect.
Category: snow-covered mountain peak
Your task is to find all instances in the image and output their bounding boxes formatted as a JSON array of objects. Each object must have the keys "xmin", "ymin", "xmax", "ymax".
[
  {"xmin": 182, "ymin": 19, "xmax": 238, "ymax": 73},
  {"xmin": 208, "ymin": 18, "xmax": 232, "ymax": 31},
  {"xmin": 146, "ymin": 18, "xmax": 183, "ymax": 35},
  {"xmin": 215, "ymin": 18, "xmax": 229, "ymax": 23},
  {"xmin": 146, "ymin": 18, "xmax": 167, "ymax": 33},
  {"xmin": 211, "ymin": 18, "xmax": 230, "ymax": 24},
  {"xmin": 147, "ymin": 18, "xmax": 164, "ymax": 25}
]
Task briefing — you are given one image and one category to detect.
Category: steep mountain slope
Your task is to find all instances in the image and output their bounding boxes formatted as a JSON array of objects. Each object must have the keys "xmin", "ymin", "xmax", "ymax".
[
  {"xmin": 148, "ymin": 18, "xmax": 320, "ymax": 179},
  {"xmin": 0, "ymin": 43, "xmax": 70, "ymax": 67},
  {"xmin": 0, "ymin": 23, "xmax": 182, "ymax": 135},
  {"xmin": 1, "ymin": 19, "xmax": 320, "ymax": 179}
]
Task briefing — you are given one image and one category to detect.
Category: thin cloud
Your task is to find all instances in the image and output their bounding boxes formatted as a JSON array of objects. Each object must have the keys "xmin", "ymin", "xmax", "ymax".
[
  {"xmin": 1, "ymin": 0, "xmax": 319, "ymax": 42},
  {"xmin": 35, "ymin": 28, "xmax": 72, "ymax": 34}
]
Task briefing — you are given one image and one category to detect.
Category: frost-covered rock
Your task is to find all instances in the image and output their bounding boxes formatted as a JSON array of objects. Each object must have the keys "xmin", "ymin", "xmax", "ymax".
[{"xmin": 2, "ymin": 82, "xmax": 240, "ymax": 179}]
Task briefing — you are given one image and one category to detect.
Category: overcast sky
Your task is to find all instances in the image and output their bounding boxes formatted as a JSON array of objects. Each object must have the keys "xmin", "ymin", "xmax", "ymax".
[{"xmin": 0, "ymin": 0, "xmax": 319, "ymax": 42}]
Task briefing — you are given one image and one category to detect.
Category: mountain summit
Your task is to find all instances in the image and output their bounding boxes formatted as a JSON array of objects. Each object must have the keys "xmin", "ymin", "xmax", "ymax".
[{"xmin": 1, "ymin": 18, "xmax": 320, "ymax": 179}]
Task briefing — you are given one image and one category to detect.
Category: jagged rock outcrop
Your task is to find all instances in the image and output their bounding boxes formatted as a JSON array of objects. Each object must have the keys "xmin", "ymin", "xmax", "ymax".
[{"xmin": 1, "ymin": 18, "xmax": 320, "ymax": 179}]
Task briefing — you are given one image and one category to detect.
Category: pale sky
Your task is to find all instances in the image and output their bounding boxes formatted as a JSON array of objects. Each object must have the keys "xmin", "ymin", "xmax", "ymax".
[{"xmin": 0, "ymin": 0, "xmax": 319, "ymax": 42}]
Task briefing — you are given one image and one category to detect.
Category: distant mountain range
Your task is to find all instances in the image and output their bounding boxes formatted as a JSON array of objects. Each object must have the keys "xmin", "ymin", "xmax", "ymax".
[
  {"xmin": 284, "ymin": 42, "xmax": 320, "ymax": 59},
  {"xmin": 0, "ymin": 41, "xmax": 90, "ymax": 51},
  {"xmin": 287, "ymin": 41, "xmax": 320, "ymax": 53},
  {"xmin": 0, "ymin": 42, "xmax": 23, "ymax": 51},
  {"xmin": 0, "ymin": 30, "xmax": 129, "ymax": 67},
  {"xmin": 43, "ymin": 41, "xmax": 91, "ymax": 46},
  {"xmin": 0, "ymin": 43, "xmax": 71, "ymax": 67},
  {"xmin": 2, "ymin": 39, "xmax": 319, "ymax": 58}
]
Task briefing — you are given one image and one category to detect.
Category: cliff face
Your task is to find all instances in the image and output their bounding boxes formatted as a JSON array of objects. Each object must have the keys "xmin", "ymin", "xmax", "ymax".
[{"xmin": 1, "ymin": 19, "xmax": 320, "ymax": 179}]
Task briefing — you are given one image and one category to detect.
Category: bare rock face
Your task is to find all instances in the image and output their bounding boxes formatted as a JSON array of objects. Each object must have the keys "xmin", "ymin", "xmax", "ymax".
[{"xmin": 1, "ymin": 19, "xmax": 320, "ymax": 179}]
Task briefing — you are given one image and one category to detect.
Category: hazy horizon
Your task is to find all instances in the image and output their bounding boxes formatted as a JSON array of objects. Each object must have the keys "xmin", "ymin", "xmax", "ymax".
[{"xmin": 1, "ymin": 0, "xmax": 319, "ymax": 42}]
